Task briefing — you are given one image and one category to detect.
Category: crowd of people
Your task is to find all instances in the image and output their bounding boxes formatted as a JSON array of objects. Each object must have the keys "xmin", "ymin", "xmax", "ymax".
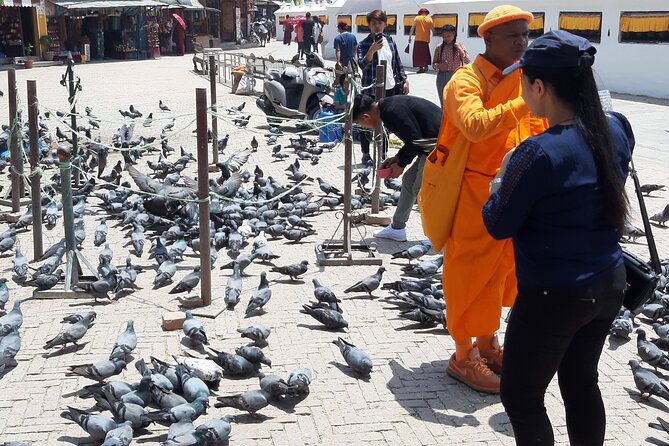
[{"xmin": 278, "ymin": 5, "xmax": 634, "ymax": 445}]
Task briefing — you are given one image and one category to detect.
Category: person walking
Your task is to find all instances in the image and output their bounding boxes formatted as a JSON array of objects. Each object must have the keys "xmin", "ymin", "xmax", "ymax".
[
  {"xmin": 408, "ymin": 8, "xmax": 434, "ymax": 73},
  {"xmin": 483, "ymin": 30, "xmax": 633, "ymax": 446},
  {"xmin": 433, "ymin": 24, "xmax": 469, "ymax": 105},
  {"xmin": 419, "ymin": 5, "xmax": 548, "ymax": 394},
  {"xmin": 312, "ymin": 16, "xmax": 323, "ymax": 54},
  {"xmin": 301, "ymin": 12, "xmax": 314, "ymax": 55},
  {"xmin": 283, "ymin": 15, "xmax": 293, "ymax": 45},
  {"xmin": 334, "ymin": 20, "xmax": 357, "ymax": 72},
  {"xmin": 295, "ymin": 19, "xmax": 305, "ymax": 59},
  {"xmin": 352, "ymin": 94, "xmax": 441, "ymax": 242},
  {"xmin": 357, "ymin": 9, "xmax": 409, "ymax": 164}
]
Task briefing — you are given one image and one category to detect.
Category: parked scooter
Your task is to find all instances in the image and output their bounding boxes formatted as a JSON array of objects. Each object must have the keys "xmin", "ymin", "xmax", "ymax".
[{"xmin": 256, "ymin": 52, "xmax": 333, "ymax": 127}]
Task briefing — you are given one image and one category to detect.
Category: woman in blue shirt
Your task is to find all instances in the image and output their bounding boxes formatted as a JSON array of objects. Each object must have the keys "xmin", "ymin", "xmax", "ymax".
[{"xmin": 483, "ymin": 31, "xmax": 633, "ymax": 446}]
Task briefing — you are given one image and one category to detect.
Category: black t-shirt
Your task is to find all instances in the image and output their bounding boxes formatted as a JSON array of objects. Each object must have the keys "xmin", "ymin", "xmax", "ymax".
[{"xmin": 301, "ymin": 19, "xmax": 314, "ymax": 38}]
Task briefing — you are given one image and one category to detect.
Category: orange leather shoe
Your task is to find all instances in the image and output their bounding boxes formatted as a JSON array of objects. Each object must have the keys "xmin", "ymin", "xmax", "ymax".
[
  {"xmin": 475, "ymin": 337, "xmax": 503, "ymax": 375},
  {"xmin": 447, "ymin": 348, "xmax": 500, "ymax": 394}
]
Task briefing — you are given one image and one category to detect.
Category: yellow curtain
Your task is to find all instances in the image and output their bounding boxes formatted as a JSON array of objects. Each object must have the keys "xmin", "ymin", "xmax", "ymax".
[
  {"xmin": 469, "ymin": 13, "xmax": 486, "ymax": 27},
  {"xmin": 404, "ymin": 14, "xmax": 416, "ymax": 27},
  {"xmin": 559, "ymin": 14, "xmax": 602, "ymax": 31},
  {"xmin": 620, "ymin": 15, "xmax": 669, "ymax": 33},
  {"xmin": 338, "ymin": 15, "xmax": 352, "ymax": 27},
  {"xmin": 387, "ymin": 15, "xmax": 396, "ymax": 26},
  {"xmin": 319, "ymin": 15, "xmax": 329, "ymax": 25},
  {"xmin": 356, "ymin": 15, "xmax": 368, "ymax": 26},
  {"xmin": 530, "ymin": 14, "xmax": 544, "ymax": 31},
  {"xmin": 433, "ymin": 14, "xmax": 457, "ymax": 29}
]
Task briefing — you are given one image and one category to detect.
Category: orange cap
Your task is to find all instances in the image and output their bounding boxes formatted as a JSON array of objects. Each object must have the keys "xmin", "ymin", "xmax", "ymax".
[{"xmin": 477, "ymin": 5, "xmax": 533, "ymax": 37}]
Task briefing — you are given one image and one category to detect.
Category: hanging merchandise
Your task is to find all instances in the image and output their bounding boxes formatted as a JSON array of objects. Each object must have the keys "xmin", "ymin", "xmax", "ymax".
[{"xmin": 0, "ymin": 8, "xmax": 24, "ymax": 58}]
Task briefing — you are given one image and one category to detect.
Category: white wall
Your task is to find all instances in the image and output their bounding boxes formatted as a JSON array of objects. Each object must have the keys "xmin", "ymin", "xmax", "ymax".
[{"xmin": 311, "ymin": 0, "xmax": 669, "ymax": 99}]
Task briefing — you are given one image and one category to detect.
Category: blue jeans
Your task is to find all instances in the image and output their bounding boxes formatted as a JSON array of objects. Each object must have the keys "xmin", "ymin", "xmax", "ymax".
[{"xmin": 436, "ymin": 71, "xmax": 454, "ymax": 108}]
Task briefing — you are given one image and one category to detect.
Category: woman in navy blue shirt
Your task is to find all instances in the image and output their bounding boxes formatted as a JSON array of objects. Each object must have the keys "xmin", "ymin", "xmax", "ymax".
[{"xmin": 483, "ymin": 31, "xmax": 633, "ymax": 446}]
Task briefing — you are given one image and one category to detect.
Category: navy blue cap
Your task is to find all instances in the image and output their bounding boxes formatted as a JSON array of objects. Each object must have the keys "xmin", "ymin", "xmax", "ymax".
[{"xmin": 503, "ymin": 30, "xmax": 596, "ymax": 76}]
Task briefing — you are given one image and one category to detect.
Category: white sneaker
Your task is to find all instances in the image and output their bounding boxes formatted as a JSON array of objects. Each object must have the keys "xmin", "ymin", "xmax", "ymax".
[{"xmin": 374, "ymin": 225, "xmax": 407, "ymax": 242}]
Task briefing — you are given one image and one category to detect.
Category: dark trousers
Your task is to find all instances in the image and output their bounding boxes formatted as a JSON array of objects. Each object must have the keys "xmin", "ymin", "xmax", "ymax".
[
  {"xmin": 302, "ymin": 38, "xmax": 312, "ymax": 54},
  {"xmin": 501, "ymin": 265, "xmax": 625, "ymax": 446},
  {"xmin": 360, "ymin": 87, "xmax": 397, "ymax": 154}
]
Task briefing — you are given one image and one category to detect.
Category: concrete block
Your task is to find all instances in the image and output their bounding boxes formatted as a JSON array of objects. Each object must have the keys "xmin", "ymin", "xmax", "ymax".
[{"xmin": 162, "ymin": 311, "xmax": 186, "ymax": 331}]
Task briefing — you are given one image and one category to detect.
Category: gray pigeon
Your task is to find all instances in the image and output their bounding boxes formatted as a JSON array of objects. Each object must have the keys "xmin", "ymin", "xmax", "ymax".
[
  {"xmin": 637, "ymin": 329, "xmax": 669, "ymax": 371},
  {"xmin": 257, "ymin": 373, "xmax": 291, "ymax": 397},
  {"xmin": 610, "ymin": 310, "xmax": 634, "ymax": 339},
  {"xmin": 61, "ymin": 406, "xmax": 116, "ymax": 441},
  {"xmin": 182, "ymin": 310, "xmax": 209, "ymax": 345},
  {"xmin": 176, "ymin": 365, "xmax": 210, "ymax": 402},
  {"xmin": 155, "ymin": 259, "xmax": 177, "ymax": 287},
  {"xmin": 0, "ymin": 235, "xmax": 15, "ymax": 255},
  {"xmin": 76, "ymin": 275, "xmax": 117, "ymax": 301},
  {"xmin": 109, "ymin": 401, "xmax": 153, "ymax": 429},
  {"xmin": 195, "ymin": 415, "xmax": 234, "ymax": 443},
  {"xmin": 246, "ymin": 272, "xmax": 271, "ymax": 315},
  {"xmin": 94, "ymin": 220, "xmax": 108, "ymax": 247},
  {"xmin": 170, "ymin": 267, "xmax": 201, "ymax": 294},
  {"xmin": 62, "ymin": 310, "xmax": 97, "ymax": 324},
  {"xmin": 225, "ymin": 261, "xmax": 243, "ymax": 309},
  {"xmin": 236, "ymin": 345, "xmax": 272, "ymax": 367},
  {"xmin": 101, "ymin": 420, "xmax": 133, "ymax": 446},
  {"xmin": 109, "ymin": 320, "xmax": 137, "ymax": 360},
  {"xmin": 287, "ymin": 368, "xmax": 312, "ymax": 396},
  {"xmin": 392, "ymin": 244, "xmax": 430, "ymax": 263},
  {"xmin": 312, "ymin": 278, "xmax": 342, "ymax": 311},
  {"xmin": 316, "ymin": 177, "xmax": 340, "ymax": 195},
  {"xmin": 271, "ymin": 260, "xmax": 308, "ymax": 281},
  {"xmin": 402, "ymin": 257, "xmax": 443, "ymax": 278},
  {"xmin": 147, "ymin": 397, "xmax": 208, "ymax": 425},
  {"xmin": 68, "ymin": 358, "xmax": 127, "ymax": 381},
  {"xmin": 629, "ymin": 359, "xmax": 669, "ymax": 400},
  {"xmin": 237, "ymin": 324, "xmax": 271, "ymax": 347},
  {"xmin": 25, "ymin": 269, "xmax": 63, "ymax": 290},
  {"xmin": 301, "ymin": 304, "xmax": 348, "ymax": 330},
  {"xmin": 650, "ymin": 204, "xmax": 669, "ymax": 226},
  {"xmin": 344, "ymin": 267, "xmax": 386, "ymax": 297},
  {"xmin": 333, "ymin": 337, "xmax": 373, "ymax": 376},
  {"xmin": 12, "ymin": 248, "xmax": 28, "ymax": 282},
  {"xmin": 0, "ymin": 326, "xmax": 21, "ymax": 372},
  {"xmin": 213, "ymin": 350, "xmax": 259, "ymax": 376},
  {"xmin": 214, "ymin": 389, "xmax": 270, "ymax": 415},
  {"xmin": 44, "ymin": 313, "xmax": 93, "ymax": 349},
  {"xmin": 0, "ymin": 278, "xmax": 8, "ymax": 312}
]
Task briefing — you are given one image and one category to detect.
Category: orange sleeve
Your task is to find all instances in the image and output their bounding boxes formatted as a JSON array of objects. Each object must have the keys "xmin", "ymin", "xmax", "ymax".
[{"xmin": 445, "ymin": 70, "xmax": 530, "ymax": 144}]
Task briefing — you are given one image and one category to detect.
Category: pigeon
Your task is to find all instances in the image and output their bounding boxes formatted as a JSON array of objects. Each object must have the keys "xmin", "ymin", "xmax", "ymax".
[
  {"xmin": 251, "ymin": 136, "xmax": 259, "ymax": 151},
  {"xmin": 235, "ymin": 345, "xmax": 272, "ymax": 367},
  {"xmin": 402, "ymin": 257, "xmax": 443, "ymax": 278},
  {"xmin": 67, "ymin": 359, "xmax": 127, "ymax": 381},
  {"xmin": 0, "ymin": 326, "xmax": 21, "ymax": 372},
  {"xmin": 194, "ymin": 415, "xmax": 234, "ymax": 443},
  {"xmin": 640, "ymin": 184, "xmax": 666, "ymax": 195},
  {"xmin": 344, "ymin": 267, "xmax": 386, "ymax": 297},
  {"xmin": 283, "ymin": 228, "xmax": 316, "ymax": 243},
  {"xmin": 173, "ymin": 355, "xmax": 224, "ymax": 385},
  {"xmin": 651, "ymin": 204, "xmax": 669, "ymax": 226},
  {"xmin": 270, "ymin": 260, "xmax": 308, "ymax": 281},
  {"xmin": 237, "ymin": 324, "xmax": 271, "ymax": 347},
  {"xmin": 610, "ymin": 310, "xmax": 634, "ymax": 339},
  {"xmin": 75, "ymin": 275, "xmax": 117, "ymax": 301},
  {"xmin": 101, "ymin": 420, "xmax": 133, "ymax": 446},
  {"xmin": 109, "ymin": 401, "xmax": 152, "ymax": 429},
  {"xmin": 392, "ymin": 244, "xmax": 430, "ymax": 263},
  {"xmin": 159, "ymin": 100, "xmax": 171, "ymax": 111},
  {"xmin": 333, "ymin": 337, "xmax": 373, "ymax": 376},
  {"xmin": 301, "ymin": 304, "xmax": 348, "ymax": 330},
  {"xmin": 44, "ymin": 313, "xmax": 94, "ymax": 349},
  {"xmin": 176, "ymin": 365, "xmax": 210, "ymax": 402},
  {"xmin": 286, "ymin": 368, "xmax": 312, "ymax": 396},
  {"xmin": 213, "ymin": 350, "xmax": 259, "ymax": 376},
  {"xmin": 155, "ymin": 259, "xmax": 177, "ymax": 287},
  {"xmin": 637, "ymin": 329, "xmax": 669, "ymax": 371},
  {"xmin": 143, "ymin": 112, "xmax": 153, "ymax": 127},
  {"xmin": 147, "ymin": 397, "xmax": 208, "ymax": 425},
  {"xmin": 94, "ymin": 220, "xmax": 108, "ymax": 247},
  {"xmin": 246, "ymin": 272, "xmax": 271, "ymax": 316},
  {"xmin": 312, "ymin": 278, "xmax": 342, "ymax": 311},
  {"xmin": 24, "ymin": 268, "xmax": 63, "ymax": 291},
  {"xmin": 622, "ymin": 222, "xmax": 645, "ymax": 242},
  {"xmin": 225, "ymin": 260, "xmax": 243, "ymax": 309},
  {"xmin": 0, "ymin": 235, "xmax": 16, "ymax": 255},
  {"xmin": 256, "ymin": 373, "xmax": 291, "ymax": 397},
  {"xmin": 182, "ymin": 310, "xmax": 209, "ymax": 346},
  {"xmin": 382, "ymin": 279, "xmax": 436, "ymax": 293},
  {"xmin": 217, "ymin": 134, "xmax": 229, "ymax": 153},
  {"xmin": 0, "ymin": 278, "xmax": 9, "ymax": 312},
  {"xmin": 0, "ymin": 300, "xmax": 23, "ymax": 336},
  {"xmin": 215, "ymin": 390, "xmax": 270, "ymax": 415},
  {"xmin": 109, "ymin": 320, "xmax": 137, "ymax": 361},
  {"xmin": 317, "ymin": 177, "xmax": 340, "ymax": 195},
  {"xmin": 61, "ymin": 406, "xmax": 116, "ymax": 441},
  {"xmin": 629, "ymin": 360, "xmax": 669, "ymax": 400},
  {"xmin": 170, "ymin": 267, "xmax": 201, "ymax": 295}
]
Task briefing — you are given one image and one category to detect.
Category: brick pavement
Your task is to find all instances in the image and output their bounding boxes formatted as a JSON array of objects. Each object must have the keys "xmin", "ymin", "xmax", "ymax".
[{"xmin": 0, "ymin": 42, "xmax": 667, "ymax": 445}]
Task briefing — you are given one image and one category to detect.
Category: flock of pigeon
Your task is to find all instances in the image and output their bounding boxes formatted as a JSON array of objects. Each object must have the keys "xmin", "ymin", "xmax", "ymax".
[{"xmin": 0, "ymin": 96, "xmax": 449, "ymax": 445}]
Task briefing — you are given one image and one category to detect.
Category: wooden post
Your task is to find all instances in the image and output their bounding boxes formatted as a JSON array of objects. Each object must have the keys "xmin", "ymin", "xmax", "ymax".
[
  {"xmin": 342, "ymin": 71, "xmax": 354, "ymax": 258},
  {"xmin": 209, "ymin": 55, "xmax": 219, "ymax": 165},
  {"xmin": 27, "ymin": 80, "xmax": 43, "ymax": 260},
  {"xmin": 371, "ymin": 61, "xmax": 387, "ymax": 214},
  {"xmin": 8, "ymin": 69, "xmax": 21, "ymax": 213},
  {"xmin": 196, "ymin": 88, "xmax": 212, "ymax": 306}
]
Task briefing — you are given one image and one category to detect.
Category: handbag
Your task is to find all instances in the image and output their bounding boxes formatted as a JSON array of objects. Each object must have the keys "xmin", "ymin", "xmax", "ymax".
[{"xmin": 609, "ymin": 111, "xmax": 663, "ymax": 310}]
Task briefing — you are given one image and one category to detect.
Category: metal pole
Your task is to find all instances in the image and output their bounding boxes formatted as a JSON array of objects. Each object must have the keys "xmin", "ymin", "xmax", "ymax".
[
  {"xmin": 342, "ymin": 71, "xmax": 353, "ymax": 258},
  {"xmin": 66, "ymin": 53, "xmax": 80, "ymax": 186},
  {"xmin": 57, "ymin": 145, "xmax": 78, "ymax": 290},
  {"xmin": 8, "ymin": 69, "xmax": 21, "ymax": 213},
  {"xmin": 209, "ymin": 55, "xmax": 219, "ymax": 165},
  {"xmin": 196, "ymin": 88, "xmax": 212, "ymax": 306},
  {"xmin": 27, "ymin": 80, "xmax": 43, "ymax": 261},
  {"xmin": 371, "ymin": 61, "xmax": 387, "ymax": 214}
]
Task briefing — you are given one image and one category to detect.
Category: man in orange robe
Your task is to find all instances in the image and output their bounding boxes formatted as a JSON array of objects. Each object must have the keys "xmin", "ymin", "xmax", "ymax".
[{"xmin": 427, "ymin": 5, "xmax": 548, "ymax": 394}]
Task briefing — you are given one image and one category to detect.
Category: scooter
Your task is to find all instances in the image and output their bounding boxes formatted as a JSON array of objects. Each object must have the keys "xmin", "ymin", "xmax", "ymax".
[{"xmin": 256, "ymin": 52, "xmax": 333, "ymax": 127}]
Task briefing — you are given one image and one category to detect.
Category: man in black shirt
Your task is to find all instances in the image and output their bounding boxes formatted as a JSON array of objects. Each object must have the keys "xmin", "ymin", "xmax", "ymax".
[
  {"xmin": 301, "ymin": 12, "xmax": 314, "ymax": 54},
  {"xmin": 352, "ymin": 94, "xmax": 442, "ymax": 242}
]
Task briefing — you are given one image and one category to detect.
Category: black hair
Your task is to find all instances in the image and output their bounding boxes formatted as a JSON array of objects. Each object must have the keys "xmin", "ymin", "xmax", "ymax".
[
  {"xmin": 522, "ymin": 61, "xmax": 629, "ymax": 233},
  {"xmin": 306, "ymin": 12, "xmax": 311, "ymax": 18},
  {"xmin": 351, "ymin": 94, "xmax": 375, "ymax": 122}
]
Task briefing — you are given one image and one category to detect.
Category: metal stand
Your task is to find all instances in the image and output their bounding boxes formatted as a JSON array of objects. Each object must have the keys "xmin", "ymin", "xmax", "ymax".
[
  {"xmin": 208, "ymin": 55, "xmax": 219, "ymax": 172},
  {"xmin": 60, "ymin": 52, "xmax": 82, "ymax": 186},
  {"xmin": 34, "ymin": 146, "xmax": 97, "ymax": 299},
  {"xmin": 316, "ymin": 70, "xmax": 382, "ymax": 267},
  {"xmin": 27, "ymin": 80, "xmax": 43, "ymax": 261},
  {"xmin": 196, "ymin": 88, "xmax": 212, "ymax": 306}
]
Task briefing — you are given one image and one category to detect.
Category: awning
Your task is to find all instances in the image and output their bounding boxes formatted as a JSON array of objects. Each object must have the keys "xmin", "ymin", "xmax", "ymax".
[
  {"xmin": 51, "ymin": 0, "xmax": 163, "ymax": 9},
  {"xmin": 158, "ymin": 0, "xmax": 218, "ymax": 11},
  {"xmin": 1, "ymin": 0, "xmax": 40, "ymax": 6}
]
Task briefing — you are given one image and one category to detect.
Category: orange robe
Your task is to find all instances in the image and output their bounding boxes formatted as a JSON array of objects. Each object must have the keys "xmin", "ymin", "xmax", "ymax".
[{"xmin": 437, "ymin": 55, "xmax": 547, "ymax": 340}]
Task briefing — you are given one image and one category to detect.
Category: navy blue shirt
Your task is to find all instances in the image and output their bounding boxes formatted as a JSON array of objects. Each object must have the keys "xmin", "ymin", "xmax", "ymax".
[
  {"xmin": 483, "ymin": 114, "xmax": 633, "ymax": 291},
  {"xmin": 334, "ymin": 32, "xmax": 358, "ymax": 67}
]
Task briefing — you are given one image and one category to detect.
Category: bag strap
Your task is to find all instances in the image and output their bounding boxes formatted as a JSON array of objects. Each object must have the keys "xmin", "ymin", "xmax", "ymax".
[{"xmin": 609, "ymin": 111, "xmax": 662, "ymax": 274}]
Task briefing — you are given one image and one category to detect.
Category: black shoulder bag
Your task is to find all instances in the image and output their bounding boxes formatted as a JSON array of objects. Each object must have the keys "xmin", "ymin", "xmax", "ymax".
[{"xmin": 610, "ymin": 111, "xmax": 662, "ymax": 310}]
